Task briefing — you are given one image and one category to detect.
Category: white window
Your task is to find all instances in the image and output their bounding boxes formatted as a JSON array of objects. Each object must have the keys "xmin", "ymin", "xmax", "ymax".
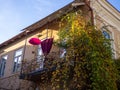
[
  {"xmin": 37, "ymin": 45, "xmax": 44, "ymax": 69},
  {"xmin": 13, "ymin": 48, "xmax": 23, "ymax": 72},
  {"xmin": 0, "ymin": 55, "xmax": 8, "ymax": 77}
]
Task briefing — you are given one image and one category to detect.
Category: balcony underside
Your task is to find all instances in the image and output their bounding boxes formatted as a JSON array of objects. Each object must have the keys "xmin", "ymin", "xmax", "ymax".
[{"xmin": 19, "ymin": 67, "xmax": 56, "ymax": 82}]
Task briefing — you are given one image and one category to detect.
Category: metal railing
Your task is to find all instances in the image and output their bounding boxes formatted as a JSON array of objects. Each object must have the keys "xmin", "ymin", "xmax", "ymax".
[{"xmin": 21, "ymin": 52, "xmax": 59, "ymax": 75}]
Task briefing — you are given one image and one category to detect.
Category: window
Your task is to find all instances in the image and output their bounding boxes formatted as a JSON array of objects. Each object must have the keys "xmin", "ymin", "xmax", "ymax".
[
  {"xmin": 0, "ymin": 55, "xmax": 8, "ymax": 77},
  {"xmin": 38, "ymin": 45, "xmax": 43, "ymax": 56},
  {"xmin": 102, "ymin": 31, "xmax": 111, "ymax": 39},
  {"xmin": 13, "ymin": 48, "xmax": 23, "ymax": 72},
  {"xmin": 60, "ymin": 48, "xmax": 66, "ymax": 58},
  {"xmin": 102, "ymin": 29, "xmax": 116, "ymax": 58},
  {"xmin": 59, "ymin": 39, "xmax": 67, "ymax": 58},
  {"xmin": 37, "ymin": 45, "xmax": 44, "ymax": 69}
]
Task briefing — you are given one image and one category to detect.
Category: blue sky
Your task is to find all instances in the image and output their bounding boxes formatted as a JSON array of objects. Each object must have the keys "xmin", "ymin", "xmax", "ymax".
[
  {"xmin": 0, "ymin": 0, "xmax": 119, "ymax": 44},
  {"xmin": 0, "ymin": 0, "xmax": 73, "ymax": 44},
  {"xmin": 107, "ymin": 0, "xmax": 120, "ymax": 11}
]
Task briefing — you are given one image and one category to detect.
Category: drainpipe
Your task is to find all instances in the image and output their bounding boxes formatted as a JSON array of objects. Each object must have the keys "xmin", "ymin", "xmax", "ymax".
[
  {"xmin": 84, "ymin": 0, "xmax": 94, "ymax": 25},
  {"xmin": 73, "ymin": 0, "xmax": 94, "ymax": 25},
  {"xmin": 20, "ymin": 30, "xmax": 29, "ymax": 75}
]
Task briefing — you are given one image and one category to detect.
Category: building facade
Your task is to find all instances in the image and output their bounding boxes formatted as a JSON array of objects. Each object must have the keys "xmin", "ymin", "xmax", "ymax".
[
  {"xmin": 0, "ymin": 0, "xmax": 120, "ymax": 90},
  {"xmin": 90, "ymin": 0, "xmax": 120, "ymax": 58}
]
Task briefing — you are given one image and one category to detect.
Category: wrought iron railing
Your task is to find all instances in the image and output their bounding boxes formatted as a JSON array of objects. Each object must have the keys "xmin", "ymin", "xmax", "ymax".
[{"xmin": 20, "ymin": 52, "xmax": 59, "ymax": 77}]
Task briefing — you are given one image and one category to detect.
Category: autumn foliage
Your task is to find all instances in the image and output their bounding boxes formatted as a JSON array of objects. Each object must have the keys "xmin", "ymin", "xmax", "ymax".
[{"xmin": 51, "ymin": 11, "xmax": 117, "ymax": 90}]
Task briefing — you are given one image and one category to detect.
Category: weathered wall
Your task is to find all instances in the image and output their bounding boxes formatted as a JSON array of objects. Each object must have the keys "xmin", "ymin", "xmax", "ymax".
[
  {"xmin": 0, "ymin": 20, "xmax": 60, "ymax": 90},
  {"xmin": 90, "ymin": 0, "xmax": 120, "ymax": 58},
  {"xmin": 0, "ymin": 74, "xmax": 36, "ymax": 90},
  {"xmin": 1, "ymin": 0, "xmax": 119, "ymax": 89}
]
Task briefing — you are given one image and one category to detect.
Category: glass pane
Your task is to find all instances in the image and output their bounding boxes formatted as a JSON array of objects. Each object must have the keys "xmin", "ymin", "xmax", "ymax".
[
  {"xmin": 18, "ymin": 56, "xmax": 22, "ymax": 64},
  {"xmin": 38, "ymin": 45, "xmax": 43, "ymax": 56},
  {"xmin": 1, "ymin": 62, "xmax": 6, "ymax": 76},
  {"xmin": 0, "ymin": 55, "xmax": 7, "ymax": 76},
  {"xmin": 17, "ymin": 63, "xmax": 21, "ymax": 71},
  {"xmin": 15, "ymin": 48, "xmax": 23, "ymax": 57},
  {"xmin": 13, "ymin": 48, "xmax": 23, "ymax": 72},
  {"xmin": 103, "ymin": 31, "xmax": 110, "ymax": 39},
  {"xmin": 14, "ymin": 58, "xmax": 18, "ymax": 63},
  {"xmin": 13, "ymin": 56, "xmax": 22, "ymax": 72},
  {"xmin": 36, "ymin": 45, "xmax": 45, "ymax": 69},
  {"xmin": 0, "ymin": 65, "xmax": 2, "ymax": 75},
  {"xmin": 2, "ymin": 55, "xmax": 8, "ymax": 61},
  {"xmin": 60, "ymin": 48, "xmax": 66, "ymax": 58},
  {"xmin": 13, "ymin": 62, "xmax": 17, "ymax": 72}
]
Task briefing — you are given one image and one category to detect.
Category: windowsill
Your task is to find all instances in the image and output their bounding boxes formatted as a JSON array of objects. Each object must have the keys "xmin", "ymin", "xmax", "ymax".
[
  {"xmin": 12, "ymin": 71, "xmax": 20, "ymax": 75},
  {"xmin": 0, "ymin": 72, "xmax": 20, "ymax": 80}
]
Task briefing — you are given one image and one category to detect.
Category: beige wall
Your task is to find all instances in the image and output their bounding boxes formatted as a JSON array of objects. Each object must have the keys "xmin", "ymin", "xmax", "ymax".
[
  {"xmin": 91, "ymin": 0, "xmax": 120, "ymax": 58},
  {"xmin": 0, "ymin": 20, "xmax": 60, "ymax": 89},
  {"xmin": 0, "ymin": 1, "xmax": 120, "ymax": 89}
]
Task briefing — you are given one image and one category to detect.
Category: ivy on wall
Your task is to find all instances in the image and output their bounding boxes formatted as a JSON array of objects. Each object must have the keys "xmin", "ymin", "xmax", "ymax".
[
  {"xmin": 51, "ymin": 11, "xmax": 118, "ymax": 90},
  {"xmin": 114, "ymin": 58, "xmax": 120, "ymax": 89}
]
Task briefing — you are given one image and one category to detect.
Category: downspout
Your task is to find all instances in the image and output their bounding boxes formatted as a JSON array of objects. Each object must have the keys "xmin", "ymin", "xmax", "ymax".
[
  {"xmin": 20, "ymin": 30, "xmax": 29, "ymax": 75},
  {"xmin": 84, "ymin": 0, "xmax": 94, "ymax": 25}
]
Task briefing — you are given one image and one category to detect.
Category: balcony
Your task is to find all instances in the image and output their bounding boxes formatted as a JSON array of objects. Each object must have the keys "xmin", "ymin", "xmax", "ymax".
[{"xmin": 19, "ymin": 53, "xmax": 58, "ymax": 82}]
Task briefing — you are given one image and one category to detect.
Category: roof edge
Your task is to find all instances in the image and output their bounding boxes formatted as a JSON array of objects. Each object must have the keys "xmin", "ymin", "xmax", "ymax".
[{"xmin": 0, "ymin": 1, "xmax": 85, "ymax": 48}]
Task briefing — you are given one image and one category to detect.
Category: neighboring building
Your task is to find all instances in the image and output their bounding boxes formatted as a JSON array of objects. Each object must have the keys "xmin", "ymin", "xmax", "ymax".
[
  {"xmin": 90, "ymin": 0, "xmax": 120, "ymax": 58},
  {"xmin": 0, "ymin": 0, "xmax": 120, "ymax": 90}
]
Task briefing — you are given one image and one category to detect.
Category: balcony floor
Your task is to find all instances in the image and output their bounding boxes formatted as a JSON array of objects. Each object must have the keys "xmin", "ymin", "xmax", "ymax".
[{"xmin": 19, "ymin": 67, "xmax": 56, "ymax": 82}]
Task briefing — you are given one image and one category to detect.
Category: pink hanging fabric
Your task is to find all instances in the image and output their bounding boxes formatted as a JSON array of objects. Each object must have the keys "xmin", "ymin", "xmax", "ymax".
[{"xmin": 29, "ymin": 38, "xmax": 41, "ymax": 45}]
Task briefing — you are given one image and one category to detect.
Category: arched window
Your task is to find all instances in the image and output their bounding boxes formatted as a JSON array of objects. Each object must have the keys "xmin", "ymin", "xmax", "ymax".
[
  {"xmin": 102, "ymin": 31, "xmax": 111, "ymax": 39},
  {"xmin": 102, "ymin": 28, "xmax": 116, "ymax": 58}
]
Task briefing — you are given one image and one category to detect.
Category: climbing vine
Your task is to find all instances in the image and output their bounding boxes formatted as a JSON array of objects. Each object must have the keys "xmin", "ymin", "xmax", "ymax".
[
  {"xmin": 51, "ymin": 11, "xmax": 117, "ymax": 90},
  {"xmin": 114, "ymin": 58, "xmax": 120, "ymax": 89}
]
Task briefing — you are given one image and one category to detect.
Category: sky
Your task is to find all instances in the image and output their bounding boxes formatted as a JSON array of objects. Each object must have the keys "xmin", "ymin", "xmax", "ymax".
[
  {"xmin": 0, "ymin": 0, "xmax": 119, "ymax": 44},
  {"xmin": 107, "ymin": 0, "xmax": 120, "ymax": 11},
  {"xmin": 0, "ymin": 0, "xmax": 73, "ymax": 44}
]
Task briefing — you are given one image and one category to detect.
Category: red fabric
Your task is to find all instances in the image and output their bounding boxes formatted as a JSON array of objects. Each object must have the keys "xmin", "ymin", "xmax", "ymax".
[
  {"xmin": 41, "ymin": 38, "xmax": 53, "ymax": 55},
  {"xmin": 29, "ymin": 38, "xmax": 41, "ymax": 45}
]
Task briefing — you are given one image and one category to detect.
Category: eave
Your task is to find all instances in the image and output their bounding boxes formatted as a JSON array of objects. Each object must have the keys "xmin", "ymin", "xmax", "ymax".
[{"xmin": 0, "ymin": 1, "xmax": 85, "ymax": 48}]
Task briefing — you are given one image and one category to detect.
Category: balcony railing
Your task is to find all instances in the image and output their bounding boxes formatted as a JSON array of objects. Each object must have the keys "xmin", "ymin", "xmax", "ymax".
[{"xmin": 19, "ymin": 52, "xmax": 58, "ymax": 82}]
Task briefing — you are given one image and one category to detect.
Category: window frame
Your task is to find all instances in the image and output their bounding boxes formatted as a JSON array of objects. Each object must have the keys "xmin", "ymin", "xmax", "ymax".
[
  {"xmin": 102, "ymin": 27, "xmax": 116, "ymax": 58},
  {"xmin": 0, "ymin": 55, "xmax": 8, "ymax": 77},
  {"xmin": 37, "ymin": 39, "xmax": 45, "ymax": 69},
  {"xmin": 13, "ymin": 48, "xmax": 23, "ymax": 73}
]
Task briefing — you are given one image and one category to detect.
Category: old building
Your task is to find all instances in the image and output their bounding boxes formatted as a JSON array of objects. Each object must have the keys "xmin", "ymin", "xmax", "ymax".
[
  {"xmin": 0, "ymin": 0, "xmax": 120, "ymax": 90},
  {"xmin": 90, "ymin": 0, "xmax": 120, "ymax": 58}
]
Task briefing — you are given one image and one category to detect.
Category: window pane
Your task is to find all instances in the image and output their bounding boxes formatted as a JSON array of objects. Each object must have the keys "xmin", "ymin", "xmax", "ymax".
[
  {"xmin": 13, "ymin": 61, "xmax": 17, "ymax": 72},
  {"xmin": 18, "ymin": 57, "xmax": 22, "ymax": 64},
  {"xmin": 13, "ymin": 48, "xmax": 23, "ymax": 72},
  {"xmin": 37, "ymin": 45, "xmax": 44, "ymax": 69},
  {"xmin": 15, "ymin": 48, "xmax": 23, "ymax": 57},
  {"xmin": 17, "ymin": 63, "xmax": 21, "ymax": 71},
  {"xmin": 0, "ymin": 55, "xmax": 7, "ymax": 77},
  {"xmin": 14, "ymin": 58, "xmax": 18, "ymax": 63},
  {"xmin": 102, "ymin": 31, "xmax": 110, "ymax": 39},
  {"xmin": 38, "ymin": 45, "xmax": 43, "ymax": 56},
  {"xmin": 60, "ymin": 48, "xmax": 66, "ymax": 58},
  {"xmin": 2, "ymin": 55, "xmax": 8, "ymax": 61}
]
